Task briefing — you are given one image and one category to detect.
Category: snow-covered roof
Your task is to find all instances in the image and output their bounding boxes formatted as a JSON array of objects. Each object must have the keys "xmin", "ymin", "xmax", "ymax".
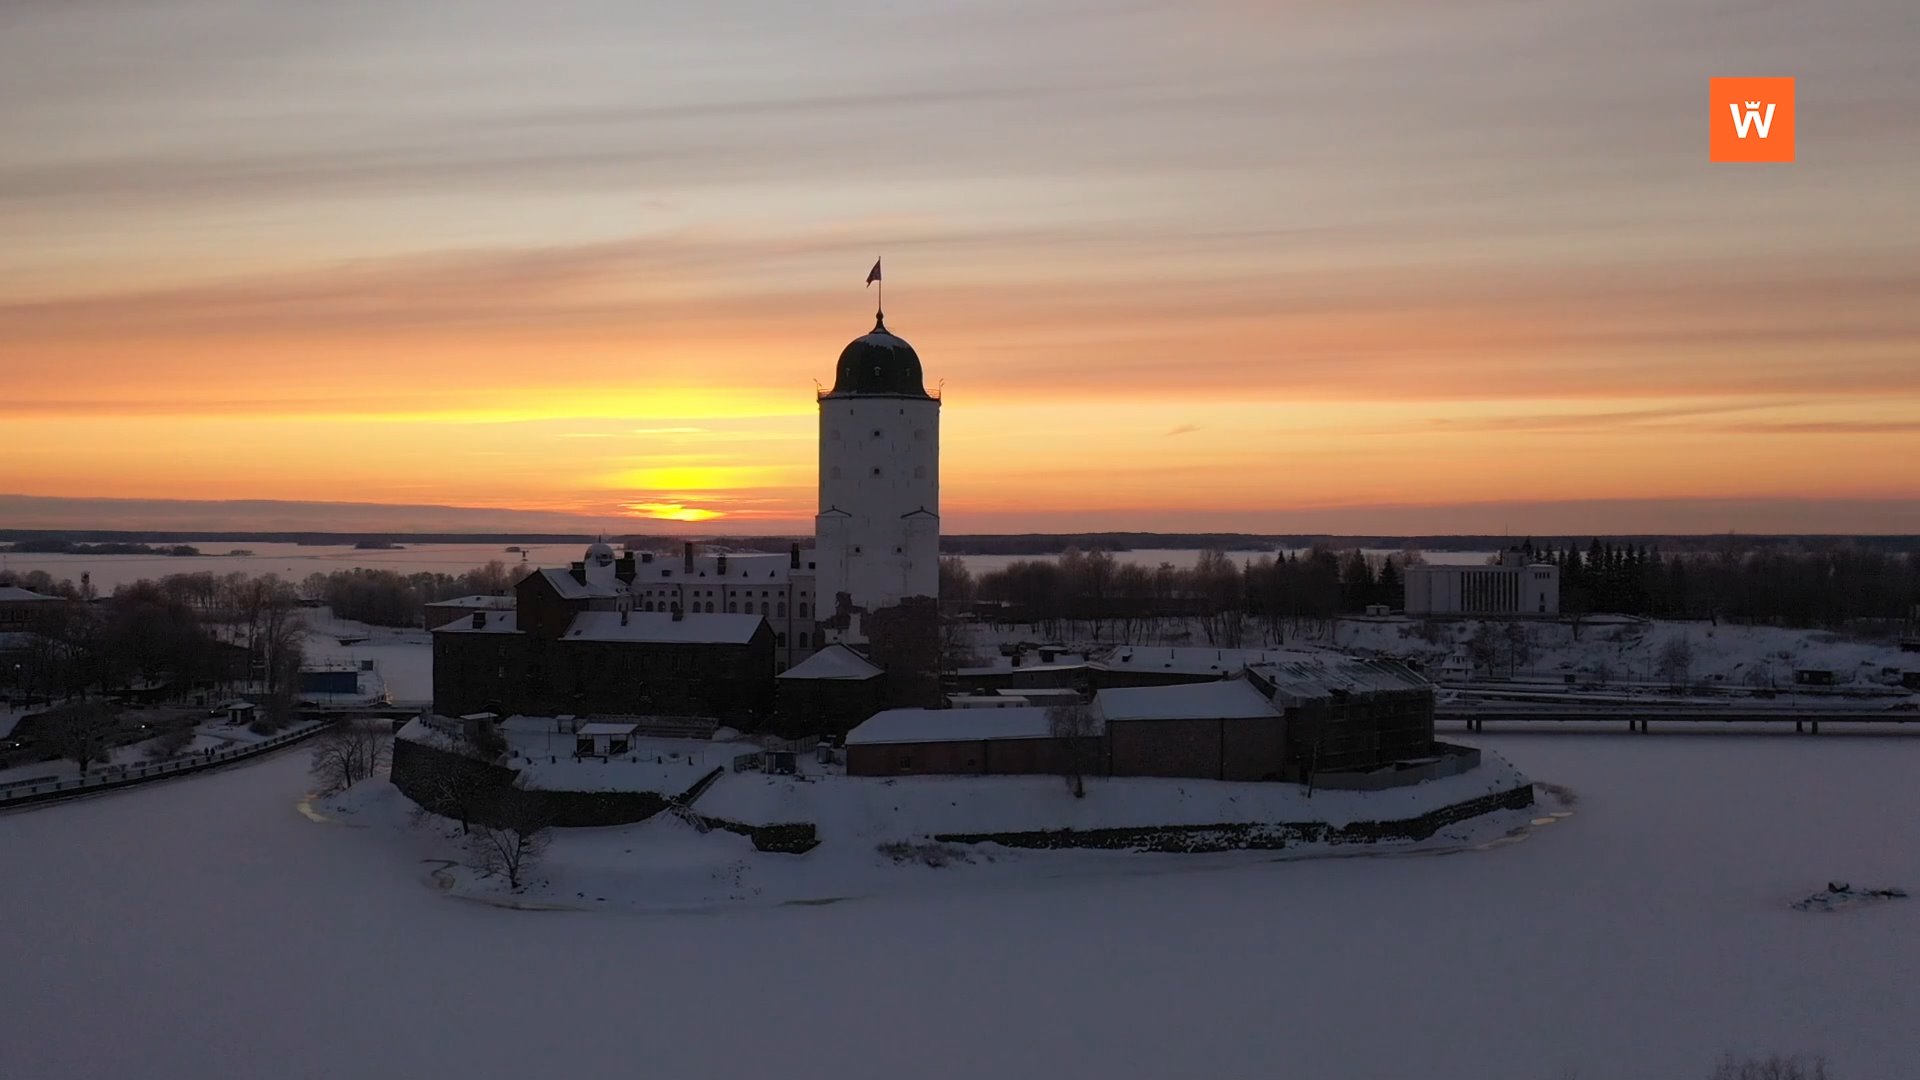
[
  {"xmin": 423, "ymin": 594, "xmax": 516, "ymax": 610},
  {"xmin": 0, "ymin": 586, "xmax": 60, "ymax": 602},
  {"xmin": 1249, "ymin": 657, "xmax": 1429, "ymax": 702},
  {"xmin": 848, "ymin": 706, "xmax": 1095, "ymax": 746},
  {"xmin": 1096, "ymin": 646, "xmax": 1328, "ymax": 677},
  {"xmin": 563, "ymin": 610, "xmax": 763, "ymax": 645},
  {"xmin": 432, "ymin": 612, "xmax": 522, "ymax": 634},
  {"xmin": 777, "ymin": 644, "xmax": 883, "ymax": 681},
  {"xmin": 953, "ymin": 662, "xmax": 1087, "ymax": 677},
  {"xmin": 1095, "ymin": 678, "xmax": 1280, "ymax": 722},
  {"xmin": 577, "ymin": 721, "xmax": 639, "ymax": 736},
  {"xmin": 500, "ymin": 714, "xmax": 563, "ymax": 735},
  {"xmin": 535, "ymin": 568, "xmax": 622, "ymax": 600},
  {"xmin": 631, "ymin": 551, "xmax": 814, "ymax": 584},
  {"xmin": 1008, "ymin": 687, "xmax": 1082, "ymax": 701}
]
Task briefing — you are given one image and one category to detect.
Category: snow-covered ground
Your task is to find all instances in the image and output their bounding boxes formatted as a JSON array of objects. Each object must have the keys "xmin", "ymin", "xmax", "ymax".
[
  {"xmin": 3, "ymin": 734, "xmax": 1915, "ymax": 1078},
  {"xmin": 1333, "ymin": 616, "xmax": 1917, "ymax": 690},
  {"xmin": 299, "ymin": 609, "xmax": 432, "ymax": 705},
  {"xmin": 697, "ymin": 751, "xmax": 1529, "ymax": 837}
]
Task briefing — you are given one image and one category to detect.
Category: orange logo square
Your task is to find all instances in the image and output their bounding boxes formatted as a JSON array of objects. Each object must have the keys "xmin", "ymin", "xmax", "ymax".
[{"xmin": 1711, "ymin": 77, "xmax": 1794, "ymax": 162}]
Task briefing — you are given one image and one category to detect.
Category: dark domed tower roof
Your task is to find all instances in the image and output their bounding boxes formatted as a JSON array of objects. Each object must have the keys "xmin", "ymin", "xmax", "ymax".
[{"xmin": 825, "ymin": 314, "xmax": 933, "ymax": 398}]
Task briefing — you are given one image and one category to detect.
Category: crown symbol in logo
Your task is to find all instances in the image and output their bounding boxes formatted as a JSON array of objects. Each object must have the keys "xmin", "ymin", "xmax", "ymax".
[{"xmin": 1744, "ymin": 101, "xmax": 1762, "ymax": 109}]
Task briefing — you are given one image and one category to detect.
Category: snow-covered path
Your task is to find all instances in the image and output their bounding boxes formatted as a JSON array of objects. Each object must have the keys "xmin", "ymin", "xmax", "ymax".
[{"xmin": 2, "ymin": 736, "xmax": 1915, "ymax": 1079}]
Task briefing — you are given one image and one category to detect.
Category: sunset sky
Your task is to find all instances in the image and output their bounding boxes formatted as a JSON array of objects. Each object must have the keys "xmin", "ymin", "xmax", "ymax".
[{"xmin": 4, "ymin": 0, "xmax": 1918, "ymax": 535}]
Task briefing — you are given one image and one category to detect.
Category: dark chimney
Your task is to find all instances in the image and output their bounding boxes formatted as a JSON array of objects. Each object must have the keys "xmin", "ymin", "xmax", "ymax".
[
  {"xmin": 683, "ymin": 541, "xmax": 694, "ymax": 573},
  {"xmin": 717, "ymin": 554, "xmax": 728, "ymax": 576},
  {"xmin": 616, "ymin": 552, "xmax": 635, "ymax": 583},
  {"xmin": 471, "ymin": 612, "xmax": 486, "ymax": 629},
  {"xmin": 570, "ymin": 563, "xmax": 586, "ymax": 585},
  {"xmin": 789, "ymin": 542, "xmax": 801, "ymax": 569},
  {"xmin": 671, "ymin": 602, "xmax": 683, "ymax": 622},
  {"xmin": 640, "ymin": 551, "xmax": 654, "ymax": 564}
]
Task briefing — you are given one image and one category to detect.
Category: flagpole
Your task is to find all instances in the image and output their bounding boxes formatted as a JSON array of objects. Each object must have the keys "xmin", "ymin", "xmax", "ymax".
[{"xmin": 877, "ymin": 256, "xmax": 884, "ymax": 323}]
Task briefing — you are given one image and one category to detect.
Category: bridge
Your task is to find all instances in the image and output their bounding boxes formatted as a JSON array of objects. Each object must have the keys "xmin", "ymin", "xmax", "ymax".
[{"xmin": 1440, "ymin": 704, "xmax": 1918, "ymax": 734}]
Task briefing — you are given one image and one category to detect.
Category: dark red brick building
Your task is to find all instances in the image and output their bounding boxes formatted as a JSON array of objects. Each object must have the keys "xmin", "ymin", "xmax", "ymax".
[{"xmin": 432, "ymin": 566, "xmax": 774, "ymax": 721}]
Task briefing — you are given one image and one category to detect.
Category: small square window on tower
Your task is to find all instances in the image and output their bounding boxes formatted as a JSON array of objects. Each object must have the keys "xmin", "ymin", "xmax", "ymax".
[{"xmin": 871, "ymin": 467, "xmax": 882, "ymax": 477}]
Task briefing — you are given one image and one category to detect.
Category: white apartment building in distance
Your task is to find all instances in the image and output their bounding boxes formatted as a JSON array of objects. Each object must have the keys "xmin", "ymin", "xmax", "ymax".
[{"xmin": 1404, "ymin": 550, "xmax": 1560, "ymax": 616}]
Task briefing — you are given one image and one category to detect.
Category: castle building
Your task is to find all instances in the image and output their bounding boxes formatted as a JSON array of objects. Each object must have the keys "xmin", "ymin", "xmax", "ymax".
[
  {"xmin": 814, "ymin": 311, "xmax": 941, "ymax": 645},
  {"xmin": 431, "ymin": 303, "xmax": 945, "ymax": 722}
]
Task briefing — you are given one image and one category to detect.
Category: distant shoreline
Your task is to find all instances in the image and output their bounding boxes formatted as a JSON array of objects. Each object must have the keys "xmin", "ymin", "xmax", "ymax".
[{"xmin": 4, "ymin": 529, "xmax": 1917, "ymax": 557}]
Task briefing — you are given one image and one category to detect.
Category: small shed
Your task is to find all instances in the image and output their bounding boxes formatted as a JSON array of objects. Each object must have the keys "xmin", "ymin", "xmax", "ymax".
[
  {"xmin": 222, "ymin": 700, "xmax": 257, "ymax": 726},
  {"xmin": 575, "ymin": 721, "xmax": 638, "ymax": 757},
  {"xmin": 773, "ymin": 644, "xmax": 887, "ymax": 739}
]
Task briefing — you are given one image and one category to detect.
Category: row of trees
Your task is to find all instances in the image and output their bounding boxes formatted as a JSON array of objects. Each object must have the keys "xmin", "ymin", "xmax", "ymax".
[
  {"xmin": 942, "ymin": 541, "xmax": 1919, "ymax": 641},
  {"xmin": 2, "ymin": 572, "xmax": 306, "ymax": 716},
  {"xmin": 1526, "ymin": 540, "xmax": 1920, "ymax": 626},
  {"xmin": 945, "ymin": 547, "xmax": 1404, "ymax": 645},
  {"xmin": 300, "ymin": 561, "xmax": 519, "ymax": 627}
]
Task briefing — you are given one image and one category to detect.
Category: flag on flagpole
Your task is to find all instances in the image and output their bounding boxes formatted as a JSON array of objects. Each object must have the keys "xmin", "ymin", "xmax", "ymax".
[{"xmin": 866, "ymin": 257, "xmax": 882, "ymax": 286}]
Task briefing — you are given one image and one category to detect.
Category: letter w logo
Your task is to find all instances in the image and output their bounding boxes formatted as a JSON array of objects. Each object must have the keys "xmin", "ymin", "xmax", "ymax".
[
  {"xmin": 1711, "ymin": 78, "xmax": 1794, "ymax": 162},
  {"xmin": 1728, "ymin": 101, "xmax": 1776, "ymax": 139}
]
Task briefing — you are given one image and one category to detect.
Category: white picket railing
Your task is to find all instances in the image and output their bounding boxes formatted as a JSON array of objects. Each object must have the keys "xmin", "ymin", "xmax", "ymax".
[{"xmin": 0, "ymin": 721, "xmax": 332, "ymax": 806}]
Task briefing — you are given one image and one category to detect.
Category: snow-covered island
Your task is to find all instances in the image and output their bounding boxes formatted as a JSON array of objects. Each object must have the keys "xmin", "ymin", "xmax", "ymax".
[{"xmin": 376, "ymin": 654, "xmax": 1540, "ymax": 910}]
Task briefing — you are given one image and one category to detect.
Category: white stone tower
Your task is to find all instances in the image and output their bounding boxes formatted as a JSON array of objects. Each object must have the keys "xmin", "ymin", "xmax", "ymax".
[{"xmin": 814, "ymin": 308, "xmax": 940, "ymax": 644}]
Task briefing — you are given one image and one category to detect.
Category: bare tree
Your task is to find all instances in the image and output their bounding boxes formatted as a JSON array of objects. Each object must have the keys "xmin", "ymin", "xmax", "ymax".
[
  {"xmin": 143, "ymin": 725, "xmax": 197, "ymax": 761},
  {"xmin": 938, "ymin": 614, "xmax": 984, "ymax": 674},
  {"xmin": 1046, "ymin": 701, "xmax": 1101, "ymax": 798},
  {"xmin": 1466, "ymin": 622, "xmax": 1500, "ymax": 676},
  {"xmin": 309, "ymin": 719, "xmax": 391, "ymax": 795},
  {"xmin": 1707, "ymin": 1053, "xmax": 1832, "ymax": 1080},
  {"xmin": 464, "ymin": 780, "xmax": 551, "ymax": 890},
  {"xmin": 1658, "ymin": 635, "xmax": 1695, "ymax": 691},
  {"xmin": 43, "ymin": 702, "xmax": 120, "ymax": 775},
  {"xmin": 1503, "ymin": 621, "xmax": 1533, "ymax": 676}
]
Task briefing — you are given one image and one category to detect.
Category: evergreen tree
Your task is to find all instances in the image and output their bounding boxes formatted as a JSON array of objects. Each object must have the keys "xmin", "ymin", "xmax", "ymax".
[{"xmin": 1377, "ymin": 558, "xmax": 1403, "ymax": 610}]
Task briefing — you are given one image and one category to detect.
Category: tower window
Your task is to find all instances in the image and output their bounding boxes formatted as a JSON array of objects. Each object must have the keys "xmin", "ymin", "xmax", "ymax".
[
  {"xmin": 871, "ymin": 467, "xmax": 882, "ymax": 477},
  {"xmin": 852, "ymin": 546, "xmax": 862, "ymax": 555},
  {"xmin": 799, "ymin": 602, "xmax": 809, "ymax": 617},
  {"xmin": 872, "ymin": 429, "xmax": 882, "ymax": 438}
]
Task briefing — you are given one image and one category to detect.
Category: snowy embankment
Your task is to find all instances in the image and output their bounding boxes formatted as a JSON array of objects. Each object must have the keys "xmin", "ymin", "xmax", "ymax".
[
  {"xmin": 1336, "ymin": 616, "xmax": 1916, "ymax": 689},
  {"xmin": 330, "ymin": 752, "xmax": 1543, "ymax": 914},
  {"xmin": 698, "ymin": 749, "xmax": 1531, "ymax": 841}
]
